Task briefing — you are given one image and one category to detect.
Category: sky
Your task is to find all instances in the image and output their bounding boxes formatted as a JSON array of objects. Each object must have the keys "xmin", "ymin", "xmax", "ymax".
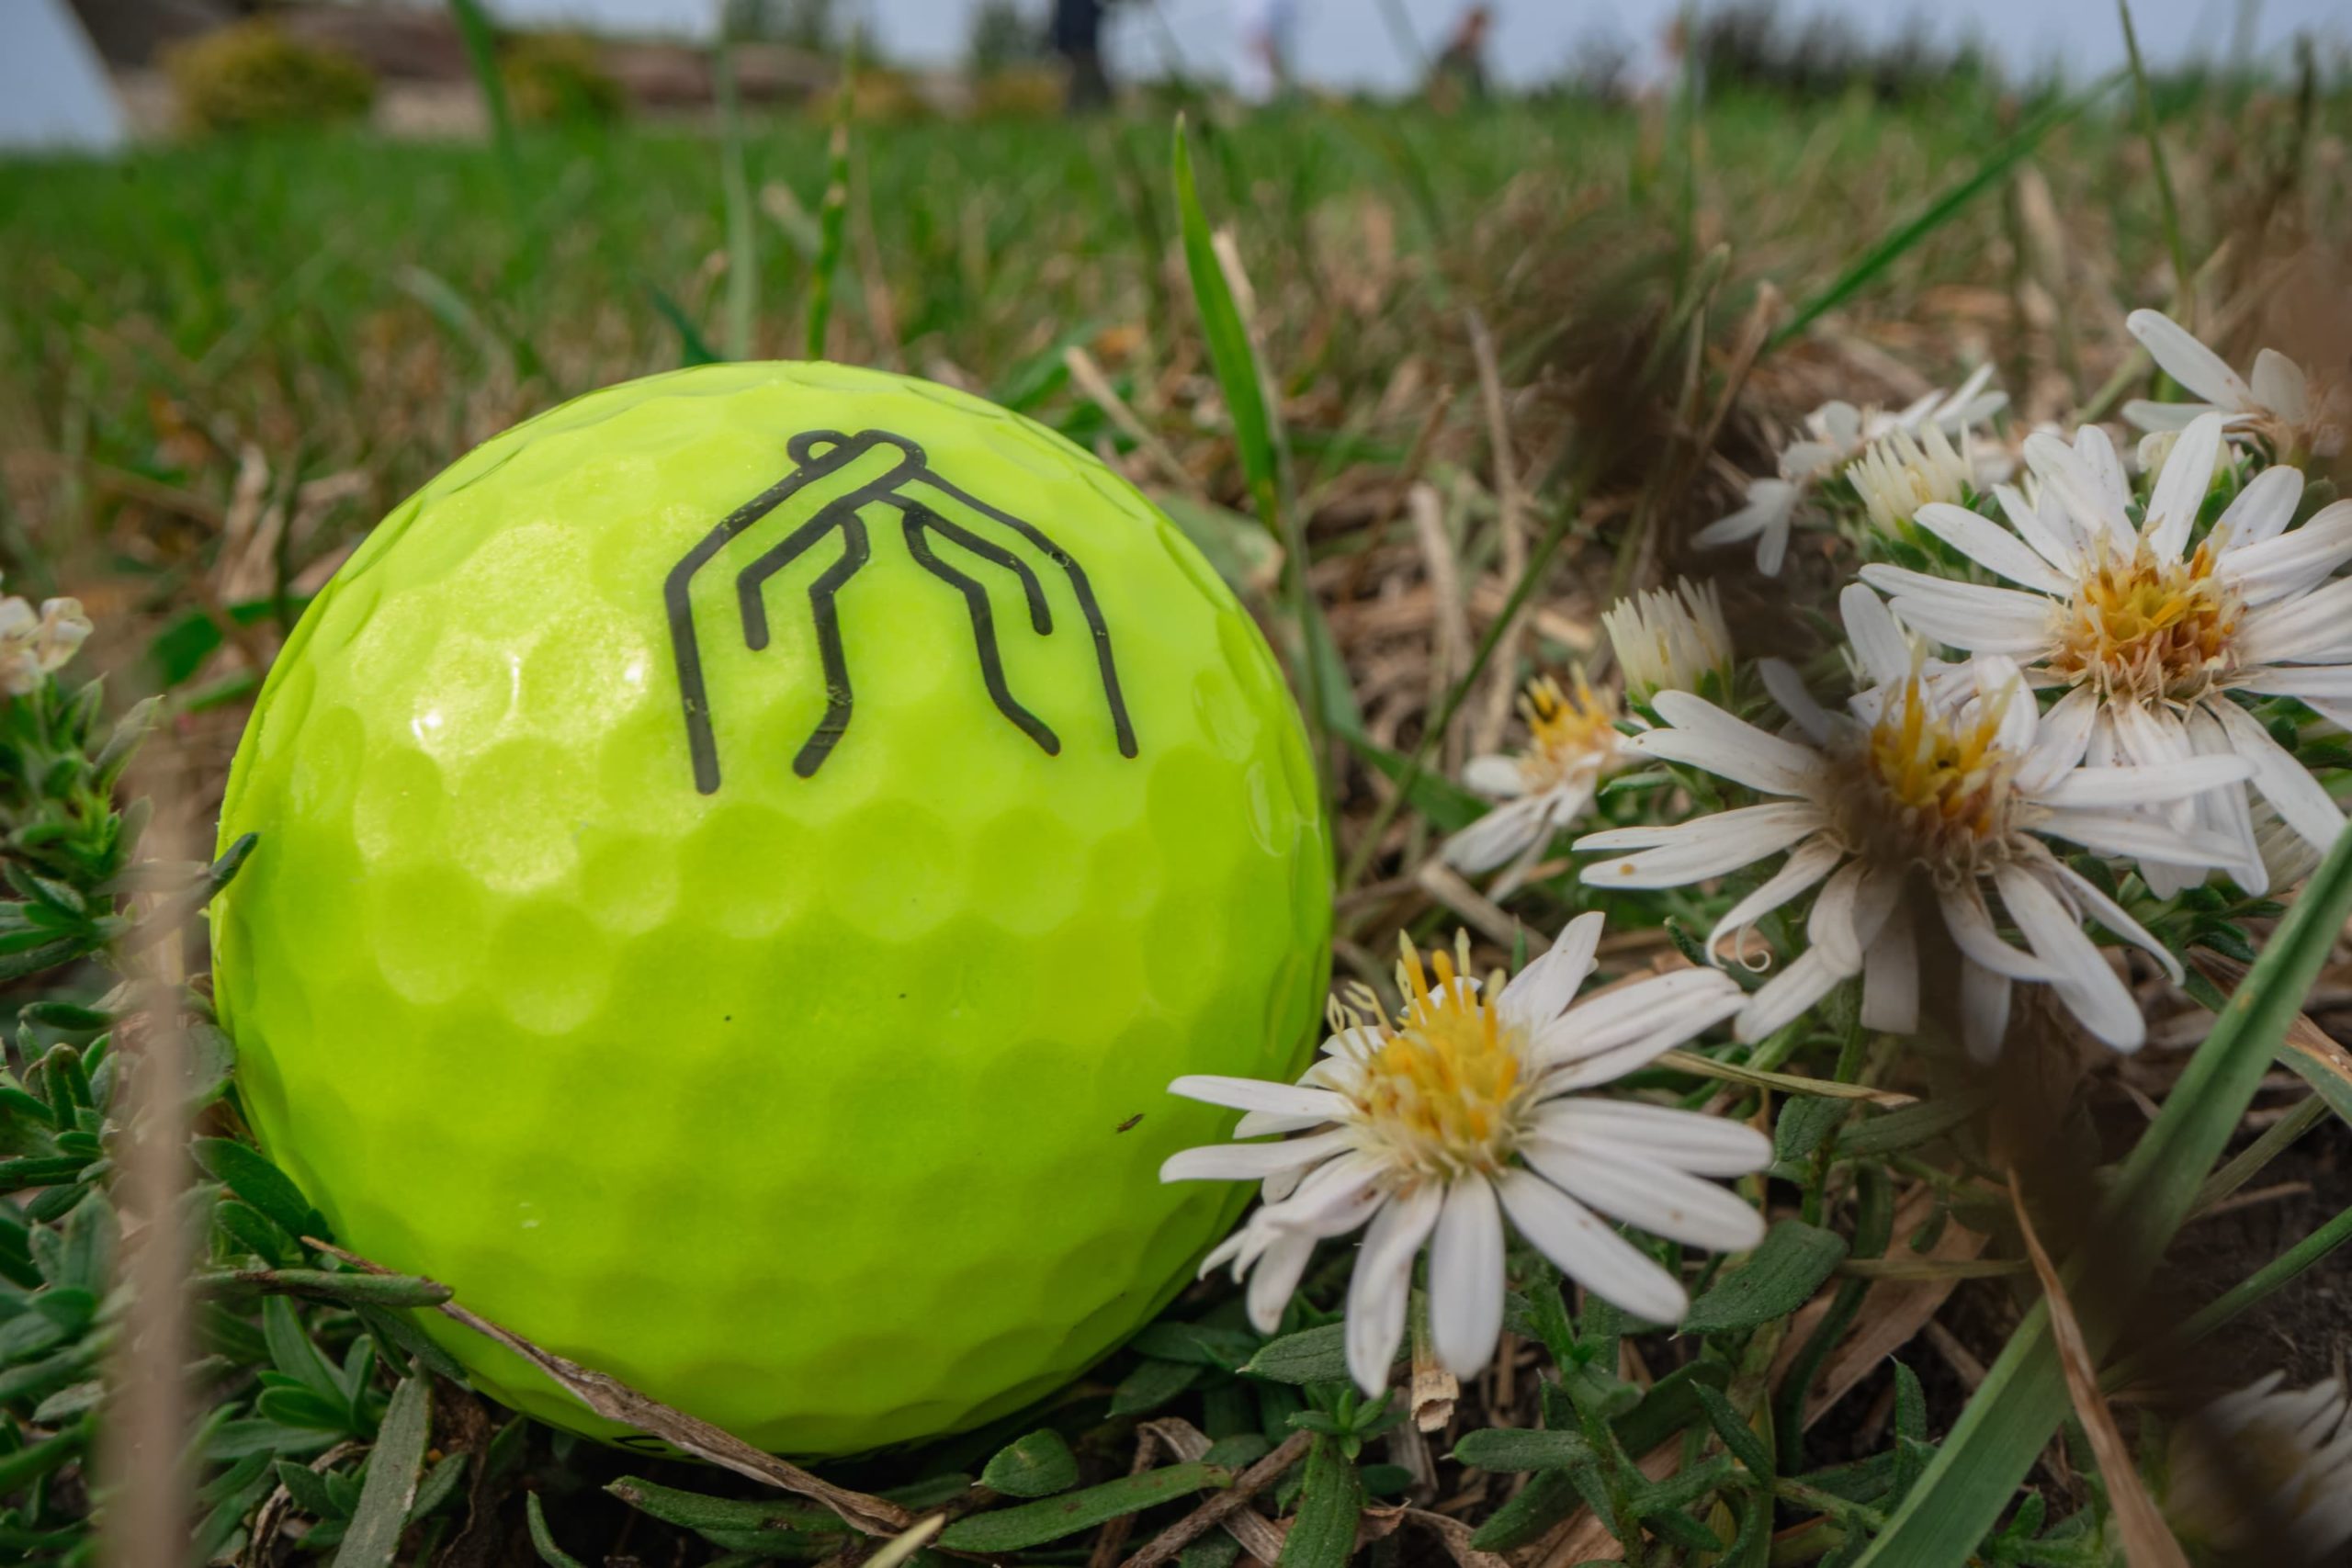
[{"xmin": 484, "ymin": 0, "xmax": 2348, "ymax": 90}]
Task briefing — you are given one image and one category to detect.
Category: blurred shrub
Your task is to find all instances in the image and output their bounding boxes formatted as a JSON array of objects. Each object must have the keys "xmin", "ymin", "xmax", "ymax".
[
  {"xmin": 971, "ymin": 67, "xmax": 1061, "ymax": 120},
  {"xmin": 1687, "ymin": 1, "xmax": 1992, "ymax": 104},
  {"xmin": 503, "ymin": 32, "xmax": 627, "ymax": 126},
  {"xmin": 165, "ymin": 20, "xmax": 377, "ymax": 134},
  {"xmin": 967, "ymin": 0, "xmax": 1042, "ymax": 79},
  {"xmin": 809, "ymin": 70, "xmax": 933, "ymax": 125}
]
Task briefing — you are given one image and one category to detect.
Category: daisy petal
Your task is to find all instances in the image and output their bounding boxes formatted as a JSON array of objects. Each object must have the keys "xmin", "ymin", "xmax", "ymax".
[
  {"xmin": 1497, "ymin": 1168, "xmax": 1689, "ymax": 1326},
  {"xmin": 1160, "ymin": 1129, "xmax": 1351, "ymax": 1183},
  {"xmin": 2127, "ymin": 309, "xmax": 2255, "ymax": 412},
  {"xmin": 1498, "ymin": 910, "xmax": 1606, "ymax": 1029},
  {"xmin": 1528, "ymin": 1100, "xmax": 1772, "ymax": 1177},
  {"xmin": 2144, "ymin": 412, "xmax": 2226, "ymax": 559},
  {"xmin": 1428, "ymin": 1176, "xmax": 1507, "ymax": 1378},
  {"xmin": 1344, "ymin": 1185, "xmax": 1442, "ymax": 1393},
  {"xmin": 1521, "ymin": 1145, "xmax": 1766, "ymax": 1253},
  {"xmin": 1577, "ymin": 802, "xmax": 1827, "ymax": 887},
  {"xmin": 2211, "ymin": 697, "xmax": 2346, "ymax": 851},
  {"xmin": 1912, "ymin": 502, "xmax": 2075, "ymax": 595},
  {"xmin": 1170, "ymin": 1077, "xmax": 1348, "ymax": 1118}
]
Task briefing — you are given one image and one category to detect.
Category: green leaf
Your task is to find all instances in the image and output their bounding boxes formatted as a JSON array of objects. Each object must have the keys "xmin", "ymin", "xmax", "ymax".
[
  {"xmin": 1128, "ymin": 1319, "xmax": 1262, "ymax": 1367},
  {"xmin": 263, "ymin": 1295, "xmax": 343, "ymax": 1402},
  {"xmin": 1838, "ymin": 1091, "xmax": 1991, "ymax": 1157},
  {"xmin": 195, "ymin": 1267, "xmax": 453, "ymax": 1309},
  {"xmin": 1340, "ymin": 730, "xmax": 1489, "ymax": 833},
  {"xmin": 1694, "ymin": 1384, "xmax": 1772, "ymax": 1480},
  {"xmin": 1240, "ymin": 1323, "xmax": 1350, "ymax": 1385},
  {"xmin": 526, "ymin": 1492, "xmax": 588, "ymax": 1568},
  {"xmin": 644, "ymin": 281, "xmax": 719, "ymax": 368},
  {"xmin": 1452, "ymin": 1427, "xmax": 1595, "ymax": 1472},
  {"xmin": 1171, "ymin": 119, "xmax": 1276, "ymax": 525},
  {"xmin": 1468, "ymin": 1471, "xmax": 1581, "ymax": 1552},
  {"xmin": 192, "ymin": 1138, "xmax": 329, "ymax": 1247},
  {"xmin": 1683, "ymin": 1221, "xmax": 1848, "ymax": 1334},
  {"xmin": 1277, "ymin": 1438, "xmax": 1363, "ymax": 1568},
  {"xmin": 1775, "ymin": 1095, "xmax": 1849, "ymax": 1163},
  {"xmin": 936, "ymin": 1462, "xmax": 1229, "ymax": 1552},
  {"xmin": 276, "ymin": 1458, "xmax": 348, "ymax": 1521},
  {"xmin": 1857, "ymin": 822, "xmax": 2352, "ymax": 1567},
  {"xmin": 608, "ymin": 1477, "xmax": 842, "ymax": 1536},
  {"xmin": 1112, "ymin": 1356, "xmax": 1204, "ymax": 1416},
  {"xmin": 981, "ymin": 1428, "xmax": 1081, "ymax": 1498}
]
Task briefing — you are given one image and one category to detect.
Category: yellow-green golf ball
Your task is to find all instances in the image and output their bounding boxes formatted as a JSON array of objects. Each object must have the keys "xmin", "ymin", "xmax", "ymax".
[{"xmin": 211, "ymin": 362, "xmax": 1330, "ymax": 1455}]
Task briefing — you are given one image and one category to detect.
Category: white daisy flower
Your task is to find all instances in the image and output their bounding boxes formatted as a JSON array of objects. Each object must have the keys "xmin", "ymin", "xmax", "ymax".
[
  {"xmin": 1860, "ymin": 412, "xmax": 2352, "ymax": 896},
  {"xmin": 1575, "ymin": 604, "xmax": 2254, "ymax": 1058},
  {"xmin": 1696, "ymin": 367, "xmax": 2007, "ymax": 576},
  {"xmin": 1159, "ymin": 919, "xmax": 1764, "ymax": 1394},
  {"xmin": 1443, "ymin": 674, "xmax": 1626, "ymax": 896},
  {"xmin": 2124, "ymin": 308, "xmax": 2347, "ymax": 461},
  {"xmin": 2164, "ymin": 1372, "xmax": 2352, "ymax": 1562},
  {"xmin": 1601, "ymin": 576, "xmax": 1736, "ymax": 705}
]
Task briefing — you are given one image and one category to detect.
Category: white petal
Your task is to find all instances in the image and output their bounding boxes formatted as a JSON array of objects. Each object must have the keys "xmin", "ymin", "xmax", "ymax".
[
  {"xmin": 1496, "ymin": 1169, "xmax": 1689, "ymax": 1326},
  {"xmin": 2223, "ymin": 502, "xmax": 2352, "ymax": 607},
  {"xmin": 1912, "ymin": 502, "xmax": 2075, "ymax": 595},
  {"xmin": 2038, "ymin": 852, "xmax": 2187, "ymax": 986},
  {"xmin": 1245, "ymin": 1229, "xmax": 1320, "ymax": 1333},
  {"xmin": 1637, "ymin": 691, "xmax": 1826, "ymax": 795},
  {"xmin": 2121, "ymin": 398, "xmax": 2211, "ymax": 433},
  {"xmin": 1936, "ymin": 880, "xmax": 2052, "ymax": 980},
  {"xmin": 2127, "ymin": 309, "xmax": 2255, "ymax": 412},
  {"xmin": 1961, "ymin": 959, "xmax": 2012, "ymax": 1062},
  {"xmin": 1236, "ymin": 1108, "xmax": 1340, "ymax": 1138},
  {"xmin": 2211, "ymin": 697, "xmax": 2346, "ymax": 850},
  {"xmin": 2237, "ymin": 664, "xmax": 2352, "ymax": 700},
  {"xmin": 1534, "ymin": 974, "xmax": 1746, "ymax": 1086},
  {"xmin": 1263, "ymin": 1155, "xmax": 1388, "ymax": 1236},
  {"xmin": 1995, "ymin": 863, "xmax": 2143, "ymax": 1051},
  {"xmin": 1760, "ymin": 658, "xmax": 1836, "ymax": 746},
  {"xmin": 2213, "ymin": 464, "xmax": 2309, "ymax": 552},
  {"xmin": 1734, "ymin": 945, "xmax": 1858, "ymax": 1043},
  {"xmin": 1442, "ymin": 795, "xmax": 1551, "ymax": 874},
  {"xmin": 1705, "ymin": 836, "xmax": 1847, "ymax": 963},
  {"xmin": 1170, "ymin": 1077, "xmax": 1349, "ymax": 1118},
  {"xmin": 1462, "ymin": 754, "xmax": 1529, "ymax": 797},
  {"xmin": 1428, "ymin": 1177, "xmax": 1507, "ymax": 1379},
  {"xmin": 1860, "ymin": 901, "xmax": 1919, "ymax": 1035},
  {"xmin": 1498, "ymin": 910, "xmax": 1605, "ymax": 1030},
  {"xmin": 1521, "ymin": 1145, "xmax": 1766, "ymax": 1253},
  {"xmin": 2251, "ymin": 348, "xmax": 2309, "ymax": 421},
  {"xmin": 2143, "ymin": 412, "xmax": 2226, "ymax": 559},
  {"xmin": 1528, "ymin": 1100, "xmax": 1772, "ymax": 1177},
  {"xmin": 2034, "ymin": 807, "xmax": 2244, "ymax": 867},
  {"xmin": 1161, "ymin": 1129, "xmax": 1351, "ymax": 1183},
  {"xmin": 1841, "ymin": 582, "xmax": 1915, "ymax": 686},
  {"xmin": 1577, "ymin": 802, "xmax": 1827, "ymax": 888},
  {"xmin": 2017, "ymin": 685, "xmax": 2099, "ymax": 792},
  {"xmin": 2244, "ymin": 571, "xmax": 2352, "ymax": 663},
  {"xmin": 1856, "ymin": 565, "xmax": 2054, "ymax": 654},
  {"xmin": 2032, "ymin": 754, "xmax": 2253, "ymax": 808},
  {"xmin": 1996, "ymin": 481, "xmax": 2083, "ymax": 572},
  {"xmin": 1808, "ymin": 860, "xmax": 1901, "ymax": 972},
  {"xmin": 1345, "ymin": 1186, "xmax": 1442, "ymax": 1393}
]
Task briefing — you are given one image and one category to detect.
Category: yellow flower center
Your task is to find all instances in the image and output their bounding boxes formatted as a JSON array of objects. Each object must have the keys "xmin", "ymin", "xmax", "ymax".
[
  {"xmin": 1340, "ymin": 936, "xmax": 1536, "ymax": 1185},
  {"xmin": 2048, "ymin": 537, "xmax": 2240, "ymax": 704},
  {"xmin": 1518, "ymin": 673, "xmax": 1622, "ymax": 790},
  {"xmin": 1830, "ymin": 676, "xmax": 2019, "ymax": 874}
]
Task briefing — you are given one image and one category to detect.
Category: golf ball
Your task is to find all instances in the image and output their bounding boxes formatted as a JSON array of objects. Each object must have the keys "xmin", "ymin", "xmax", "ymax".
[{"xmin": 211, "ymin": 362, "xmax": 1330, "ymax": 1455}]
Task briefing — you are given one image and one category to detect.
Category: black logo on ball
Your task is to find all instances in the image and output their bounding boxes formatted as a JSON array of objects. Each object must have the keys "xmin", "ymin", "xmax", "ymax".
[{"xmin": 665, "ymin": 429, "xmax": 1137, "ymax": 794}]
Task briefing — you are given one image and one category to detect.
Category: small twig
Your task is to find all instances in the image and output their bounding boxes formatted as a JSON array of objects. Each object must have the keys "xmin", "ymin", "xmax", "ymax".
[
  {"xmin": 308, "ymin": 1241, "xmax": 910, "ymax": 1537},
  {"xmin": 1116, "ymin": 1429, "xmax": 1312, "ymax": 1568}
]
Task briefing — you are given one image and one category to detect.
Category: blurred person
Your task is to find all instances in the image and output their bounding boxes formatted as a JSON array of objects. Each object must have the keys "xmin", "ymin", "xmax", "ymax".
[
  {"xmin": 1430, "ymin": 4, "xmax": 1493, "ymax": 104},
  {"xmin": 1235, "ymin": 0, "xmax": 1295, "ymax": 105},
  {"xmin": 1051, "ymin": 0, "xmax": 1111, "ymax": 113}
]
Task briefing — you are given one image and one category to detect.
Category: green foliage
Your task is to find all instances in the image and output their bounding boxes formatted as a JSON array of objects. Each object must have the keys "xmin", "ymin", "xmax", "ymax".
[
  {"xmin": 164, "ymin": 22, "xmax": 377, "ymax": 135},
  {"xmin": 503, "ymin": 34, "xmax": 628, "ymax": 127}
]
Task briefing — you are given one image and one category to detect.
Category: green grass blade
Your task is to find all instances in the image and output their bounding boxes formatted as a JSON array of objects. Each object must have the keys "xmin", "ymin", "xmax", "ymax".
[
  {"xmin": 330, "ymin": 1374, "xmax": 430, "ymax": 1568},
  {"xmin": 1170, "ymin": 118, "xmax": 1277, "ymax": 528},
  {"xmin": 1170, "ymin": 117, "xmax": 1336, "ymax": 772},
  {"xmin": 1769, "ymin": 74, "xmax": 2120, "ymax": 352},
  {"xmin": 803, "ymin": 62, "xmax": 854, "ymax": 361},
  {"xmin": 2118, "ymin": 0, "xmax": 2192, "ymax": 308},
  {"xmin": 446, "ymin": 0, "xmax": 520, "ymax": 200},
  {"xmin": 1854, "ymin": 821, "xmax": 2352, "ymax": 1567},
  {"xmin": 714, "ymin": 27, "xmax": 756, "ymax": 361}
]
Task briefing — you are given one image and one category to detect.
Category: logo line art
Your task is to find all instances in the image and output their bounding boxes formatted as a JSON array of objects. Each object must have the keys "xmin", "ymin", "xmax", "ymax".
[{"xmin": 664, "ymin": 429, "xmax": 1138, "ymax": 794}]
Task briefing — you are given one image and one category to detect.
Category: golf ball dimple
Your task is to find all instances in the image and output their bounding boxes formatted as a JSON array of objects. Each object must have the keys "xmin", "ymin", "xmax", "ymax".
[{"xmin": 213, "ymin": 362, "xmax": 1331, "ymax": 1456}]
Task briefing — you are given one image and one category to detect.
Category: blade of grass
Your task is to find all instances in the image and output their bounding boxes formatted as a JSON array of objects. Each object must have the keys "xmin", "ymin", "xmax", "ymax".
[
  {"xmin": 446, "ymin": 0, "xmax": 521, "ymax": 210},
  {"xmin": 2119, "ymin": 0, "xmax": 2193, "ymax": 311},
  {"xmin": 2103, "ymin": 1195, "xmax": 2352, "ymax": 1393},
  {"xmin": 804, "ymin": 58, "xmax": 854, "ymax": 361},
  {"xmin": 714, "ymin": 21, "xmax": 756, "ymax": 361},
  {"xmin": 1853, "ymin": 821, "xmax": 2352, "ymax": 1567},
  {"xmin": 1768, "ymin": 74, "xmax": 2120, "ymax": 352},
  {"xmin": 1171, "ymin": 116, "xmax": 1332, "ymax": 775}
]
